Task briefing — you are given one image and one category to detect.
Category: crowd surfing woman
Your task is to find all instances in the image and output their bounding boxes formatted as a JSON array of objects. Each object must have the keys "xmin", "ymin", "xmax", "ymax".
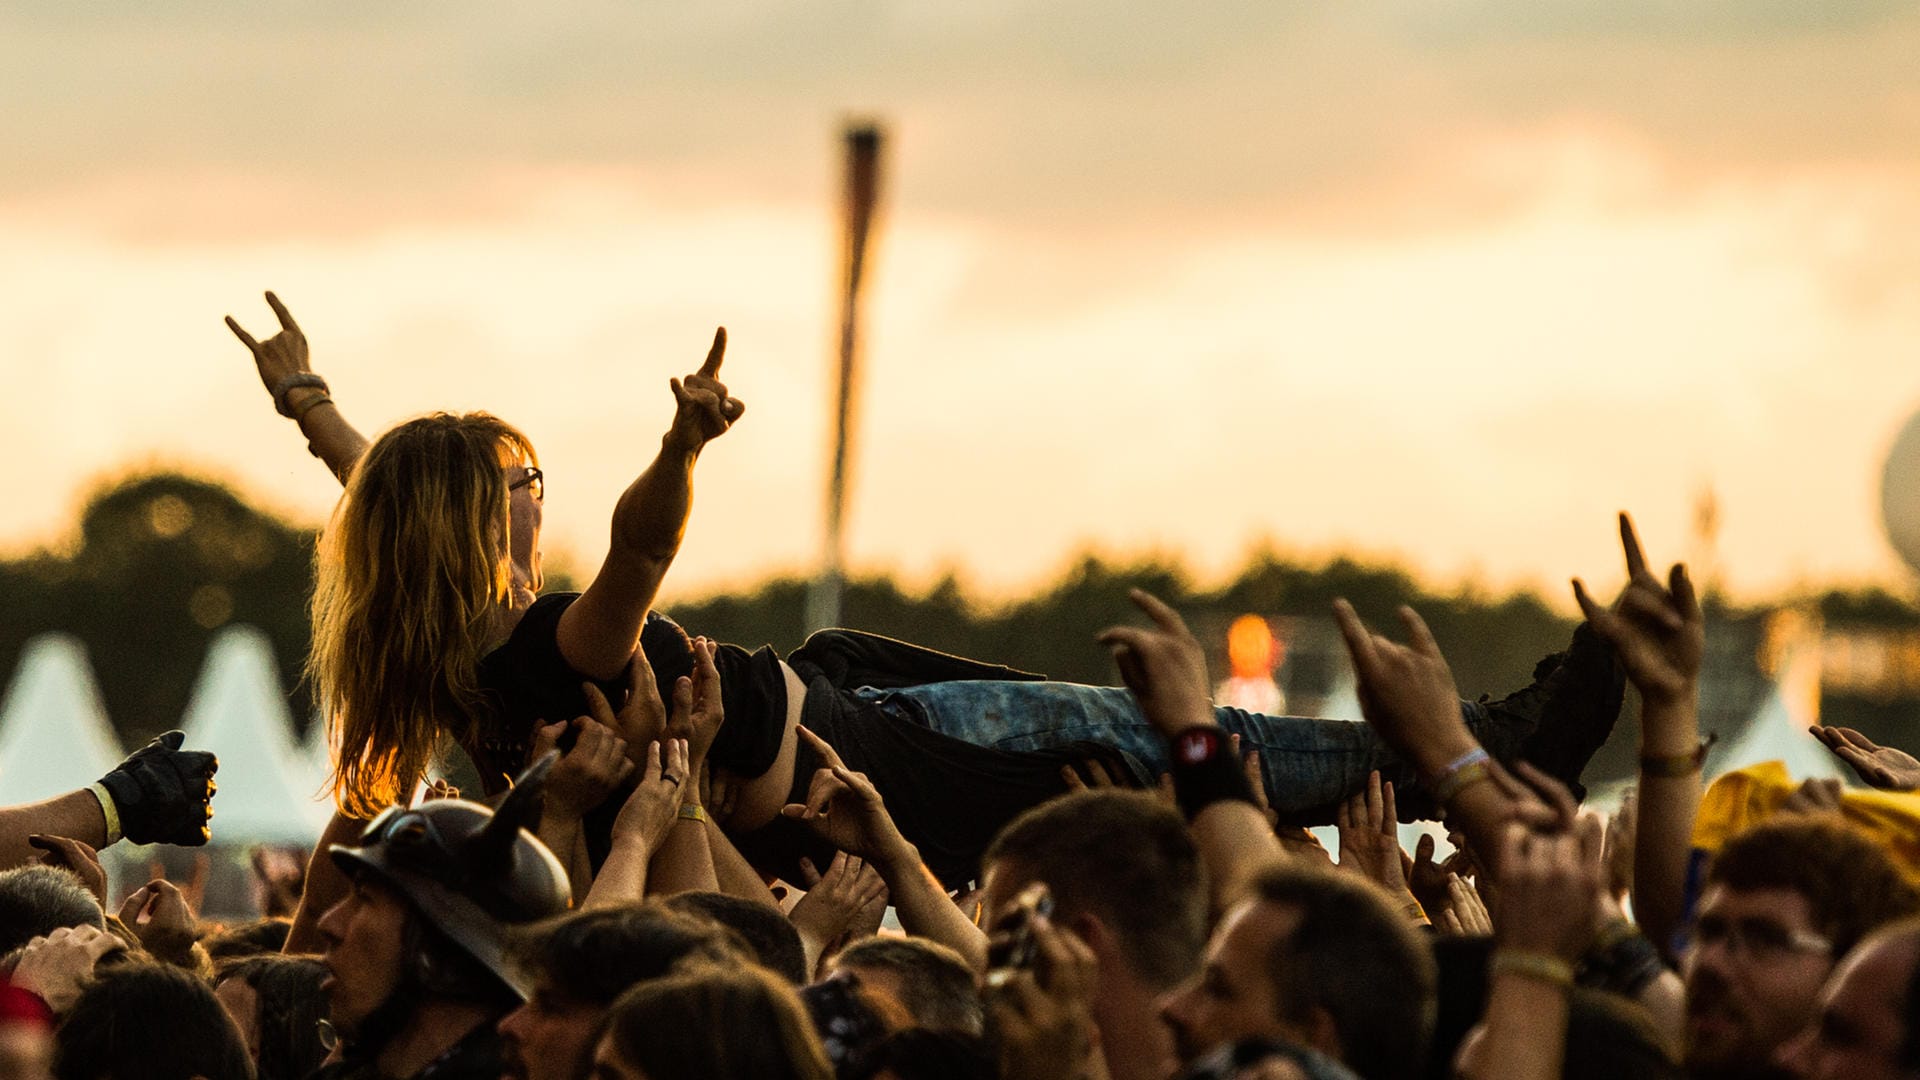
[
  {"xmin": 228, "ymin": 293, "xmax": 743, "ymax": 947},
  {"xmin": 229, "ymin": 293, "xmax": 1624, "ymax": 924}
]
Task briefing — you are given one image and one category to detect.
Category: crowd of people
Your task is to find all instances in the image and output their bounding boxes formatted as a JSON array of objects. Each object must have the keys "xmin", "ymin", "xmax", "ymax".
[{"xmin": 0, "ymin": 294, "xmax": 1918, "ymax": 1080}]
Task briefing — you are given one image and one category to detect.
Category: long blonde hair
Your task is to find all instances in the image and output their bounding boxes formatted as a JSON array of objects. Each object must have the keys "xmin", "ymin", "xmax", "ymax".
[{"xmin": 309, "ymin": 412, "xmax": 538, "ymax": 818}]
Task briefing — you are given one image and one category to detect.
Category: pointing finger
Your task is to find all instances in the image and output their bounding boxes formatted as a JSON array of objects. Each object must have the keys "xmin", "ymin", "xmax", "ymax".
[
  {"xmin": 1332, "ymin": 599, "xmax": 1380, "ymax": 675},
  {"xmin": 1619, "ymin": 512, "xmax": 1651, "ymax": 581},
  {"xmin": 698, "ymin": 327, "xmax": 728, "ymax": 378}
]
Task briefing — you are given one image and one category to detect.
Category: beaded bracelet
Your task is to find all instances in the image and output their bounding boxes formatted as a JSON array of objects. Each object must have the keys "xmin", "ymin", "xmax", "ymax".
[
  {"xmin": 290, "ymin": 393, "xmax": 334, "ymax": 423},
  {"xmin": 271, "ymin": 372, "xmax": 330, "ymax": 418}
]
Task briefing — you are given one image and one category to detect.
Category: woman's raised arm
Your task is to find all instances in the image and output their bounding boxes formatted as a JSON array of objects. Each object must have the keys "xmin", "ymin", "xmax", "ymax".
[{"xmin": 556, "ymin": 327, "xmax": 742, "ymax": 681}]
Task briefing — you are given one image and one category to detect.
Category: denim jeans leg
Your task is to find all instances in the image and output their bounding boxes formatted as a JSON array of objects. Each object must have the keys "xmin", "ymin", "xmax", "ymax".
[{"xmin": 853, "ymin": 681, "xmax": 1496, "ymax": 819}]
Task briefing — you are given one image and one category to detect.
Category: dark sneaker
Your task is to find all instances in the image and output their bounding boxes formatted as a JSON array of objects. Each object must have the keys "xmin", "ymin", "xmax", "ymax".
[{"xmin": 1483, "ymin": 622, "xmax": 1625, "ymax": 803}]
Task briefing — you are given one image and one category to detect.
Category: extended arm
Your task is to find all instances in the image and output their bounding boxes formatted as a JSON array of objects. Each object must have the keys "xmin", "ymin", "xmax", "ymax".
[
  {"xmin": 1098, "ymin": 590, "xmax": 1284, "ymax": 911},
  {"xmin": 781, "ymin": 726, "xmax": 989, "ymax": 972},
  {"xmin": 1572, "ymin": 514, "xmax": 1704, "ymax": 956},
  {"xmin": 555, "ymin": 329, "xmax": 744, "ymax": 680}
]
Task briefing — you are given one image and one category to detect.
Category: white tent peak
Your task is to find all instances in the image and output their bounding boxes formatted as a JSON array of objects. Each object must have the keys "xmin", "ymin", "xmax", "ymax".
[
  {"xmin": 178, "ymin": 625, "xmax": 330, "ymax": 845},
  {"xmin": 0, "ymin": 634, "xmax": 125, "ymax": 805},
  {"xmin": 1712, "ymin": 611, "xmax": 1848, "ymax": 784}
]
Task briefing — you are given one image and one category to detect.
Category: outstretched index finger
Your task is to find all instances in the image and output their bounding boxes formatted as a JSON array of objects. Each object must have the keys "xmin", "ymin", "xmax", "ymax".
[
  {"xmin": 1127, "ymin": 588, "xmax": 1190, "ymax": 636},
  {"xmin": 1331, "ymin": 599, "xmax": 1379, "ymax": 675},
  {"xmin": 698, "ymin": 327, "xmax": 728, "ymax": 378},
  {"xmin": 797, "ymin": 725, "xmax": 849, "ymax": 772},
  {"xmin": 264, "ymin": 291, "xmax": 299, "ymax": 334},
  {"xmin": 1619, "ymin": 512, "xmax": 1650, "ymax": 580}
]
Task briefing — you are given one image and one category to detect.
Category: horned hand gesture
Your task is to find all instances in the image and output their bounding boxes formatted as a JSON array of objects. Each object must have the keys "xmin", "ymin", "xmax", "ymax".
[{"xmin": 1571, "ymin": 513, "xmax": 1703, "ymax": 711}]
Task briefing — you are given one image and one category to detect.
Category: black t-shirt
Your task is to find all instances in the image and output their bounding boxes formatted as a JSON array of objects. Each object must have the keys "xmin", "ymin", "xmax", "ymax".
[{"xmin": 470, "ymin": 594, "xmax": 789, "ymax": 794}]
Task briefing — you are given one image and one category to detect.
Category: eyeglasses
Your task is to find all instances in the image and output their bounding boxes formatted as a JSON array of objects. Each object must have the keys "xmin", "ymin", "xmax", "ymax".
[
  {"xmin": 508, "ymin": 467, "xmax": 544, "ymax": 502},
  {"xmin": 1681, "ymin": 915, "xmax": 1831, "ymax": 962}
]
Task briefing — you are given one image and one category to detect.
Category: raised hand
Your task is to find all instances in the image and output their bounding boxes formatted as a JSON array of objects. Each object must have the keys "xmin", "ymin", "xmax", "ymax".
[
  {"xmin": 226, "ymin": 292, "xmax": 321, "ymax": 413},
  {"xmin": 28, "ymin": 835, "xmax": 106, "ymax": 906},
  {"xmin": 584, "ymin": 653, "xmax": 669, "ymax": 762},
  {"xmin": 1331, "ymin": 599, "xmax": 1477, "ymax": 774},
  {"xmin": 11, "ymin": 926, "xmax": 124, "ymax": 1013},
  {"xmin": 609, "ymin": 738, "xmax": 690, "ymax": 853},
  {"xmin": 1572, "ymin": 513, "xmax": 1703, "ymax": 711},
  {"xmin": 666, "ymin": 328, "xmax": 746, "ymax": 452},
  {"xmin": 119, "ymin": 878, "xmax": 201, "ymax": 966},
  {"xmin": 666, "ymin": 637, "xmax": 725, "ymax": 768},
  {"xmin": 533, "ymin": 716, "xmax": 635, "ymax": 821},
  {"xmin": 1811, "ymin": 726, "xmax": 1920, "ymax": 791},
  {"xmin": 1492, "ymin": 815, "xmax": 1604, "ymax": 961},
  {"xmin": 788, "ymin": 851, "xmax": 890, "ymax": 977},
  {"xmin": 779, "ymin": 727, "xmax": 910, "ymax": 865},
  {"xmin": 1445, "ymin": 875, "xmax": 1494, "ymax": 936},
  {"xmin": 1336, "ymin": 771, "xmax": 1412, "ymax": 899},
  {"xmin": 986, "ymin": 903, "xmax": 1103, "ymax": 1080},
  {"xmin": 97, "ymin": 730, "xmax": 218, "ymax": 847},
  {"xmin": 1095, "ymin": 588, "xmax": 1214, "ymax": 736}
]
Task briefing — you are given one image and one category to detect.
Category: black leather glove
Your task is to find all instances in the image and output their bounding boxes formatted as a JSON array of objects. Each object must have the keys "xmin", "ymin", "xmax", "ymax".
[{"xmin": 97, "ymin": 731, "xmax": 218, "ymax": 846}]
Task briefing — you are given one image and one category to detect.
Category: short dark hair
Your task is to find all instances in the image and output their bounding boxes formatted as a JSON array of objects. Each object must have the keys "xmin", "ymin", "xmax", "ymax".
[
  {"xmin": 510, "ymin": 902, "xmax": 749, "ymax": 1005},
  {"xmin": 848, "ymin": 1029, "xmax": 996, "ymax": 1080},
  {"xmin": 663, "ymin": 891, "xmax": 809, "ymax": 985},
  {"xmin": 834, "ymin": 936, "xmax": 982, "ymax": 1035},
  {"xmin": 215, "ymin": 954, "xmax": 330, "ymax": 1080},
  {"xmin": 603, "ymin": 964, "xmax": 833, "ymax": 1080},
  {"xmin": 1707, "ymin": 817, "xmax": 1920, "ymax": 959},
  {"xmin": 983, "ymin": 791, "xmax": 1204, "ymax": 988},
  {"xmin": 0, "ymin": 866, "xmax": 103, "ymax": 954},
  {"xmin": 202, "ymin": 917, "xmax": 293, "ymax": 963},
  {"xmin": 55, "ymin": 961, "xmax": 252, "ymax": 1080},
  {"xmin": 1247, "ymin": 864, "xmax": 1436, "ymax": 1080}
]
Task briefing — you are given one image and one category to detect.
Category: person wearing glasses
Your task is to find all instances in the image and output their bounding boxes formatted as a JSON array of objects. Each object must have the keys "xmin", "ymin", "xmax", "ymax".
[
  {"xmin": 229, "ymin": 292, "xmax": 1623, "ymax": 911},
  {"xmin": 228, "ymin": 292, "xmax": 741, "ymax": 950},
  {"xmin": 1679, "ymin": 816, "xmax": 1920, "ymax": 1079}
]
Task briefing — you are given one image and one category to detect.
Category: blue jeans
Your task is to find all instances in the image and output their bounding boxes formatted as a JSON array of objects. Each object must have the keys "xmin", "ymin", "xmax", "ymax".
[{"xmin": 851, "ymin": 681, "xmax": 1499, "ymax": 817}]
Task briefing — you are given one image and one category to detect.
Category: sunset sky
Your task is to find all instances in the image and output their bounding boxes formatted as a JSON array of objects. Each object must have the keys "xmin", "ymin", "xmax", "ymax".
[{"xmin": 6, "ymin": 2, "xmax": 1920, "ymax": 608}]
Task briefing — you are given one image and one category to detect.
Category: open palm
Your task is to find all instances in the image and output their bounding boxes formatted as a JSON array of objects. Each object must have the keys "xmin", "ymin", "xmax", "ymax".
[{"xmin": 1812, "ymin": 726, "xmax": 1920, "ymax": 791}]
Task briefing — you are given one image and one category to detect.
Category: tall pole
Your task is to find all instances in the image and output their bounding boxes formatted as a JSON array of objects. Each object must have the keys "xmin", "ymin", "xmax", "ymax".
[{"xmin": 808, "ymin": 123, "xmax": 885, "ymax": 633}]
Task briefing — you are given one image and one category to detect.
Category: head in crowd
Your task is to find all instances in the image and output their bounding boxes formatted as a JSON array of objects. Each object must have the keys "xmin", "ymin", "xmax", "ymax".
[
  {"xmin": 662, "ymin": 890, "xmax": 810, "ymax": 985},
  {"xmin": 53, "ymin": 960, "xmax": 253, "ymax": 1080},
  {"xmin": 982, "ymin": 791, "xmax": 1205, "ymax": 1080},
  {"xmin": 0, "ymin": 866, "xmax": 102, "ymax": 954},
  {"xmin": 847, "ymin": 1029, "xmax": 997, "ymax": 1080},
  {"xmin": 982, "ymin": 790, "xmax": 1206, "ymax": 990},
  {"xmin": 214, "ymin": 954, "xmax": 331, "ymax": 1080},
  {"xmin": 310, "ymin": 411, "xmax": 539, "ymax": 817},
  {"xmin": 1777, "ymin": 915, "xmax": 1920, "ymax": 1080},
  {"xmin": 594, "ymin": 964, "xmax": 835, "ymax": 1080},
  {"xmin": 499, "ymin": 903, "xmax": 749, "ymax": 1080},
  {"xmin": 1159, "ymin": 862, "xmax": 1437, "ymax": 1080},
  {"xmin": 318, "ymin": 764, "xmax": 569, "ymax": 1071},
  {"xmin": 1685, "ymin": 817, "xmax": 1920, "ymax": 1079},
  {"xmin": 829, "ymin": 936, "xmax": 984, "ymax": 1036},
  {"xmin": 202, "ymin": 917, "xmax": 294, "ymax": 964}
]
